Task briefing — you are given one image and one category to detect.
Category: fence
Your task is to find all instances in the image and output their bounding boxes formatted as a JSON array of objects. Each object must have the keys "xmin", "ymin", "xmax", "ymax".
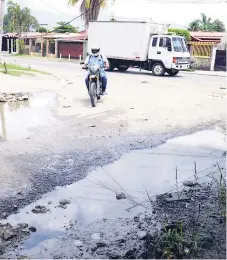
[{"xmin": 188, "ymin": 41, "xmax": 216, "ymax": 58}]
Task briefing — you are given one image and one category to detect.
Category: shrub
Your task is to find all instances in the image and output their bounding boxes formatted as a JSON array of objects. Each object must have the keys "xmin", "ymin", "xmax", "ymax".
[{"xmin": 168, "ymin": 28, "xmax": 191, "ymax": 41}]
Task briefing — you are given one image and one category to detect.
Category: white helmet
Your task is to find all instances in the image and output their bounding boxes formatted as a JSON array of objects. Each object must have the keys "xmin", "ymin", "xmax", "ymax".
[{"xmin": 91, "ymin": 45, "xmax": 100, "ymax": 57}]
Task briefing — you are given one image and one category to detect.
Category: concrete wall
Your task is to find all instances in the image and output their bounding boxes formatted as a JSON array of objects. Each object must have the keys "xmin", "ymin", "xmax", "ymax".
[{"xmin": 193, "ymin": 57, "xmax": 211, "ymax": 71}]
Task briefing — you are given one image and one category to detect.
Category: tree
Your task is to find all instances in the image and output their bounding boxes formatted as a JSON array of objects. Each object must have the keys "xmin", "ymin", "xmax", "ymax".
[
  {"xmin": 211, "ymin": 19, "xmax": 225, "ymax": 32},
  {"xmin": 53, "ymin": 21, "xmax": 78, "ymax": 33},
  {"xmin": 168, "ymin": 28, "xmax": 191, "ymax": 41},
  {"xmin": 68, "ymin": 0, "xmax": 106, "ymax": 27},
  {"xmin": 36, "ymin": 26, "xmax": 48, "ymax": 33},
  {"xmin": 188, "ymin": 13, "xmax": 225, "ymax": 32},
  {"xmin": 188, "ymin": 20, "xmax": 201, "ymax": 32},
  {"xmin": 3, "ymin": 1, "xmax": 38, "ymax": 33}
]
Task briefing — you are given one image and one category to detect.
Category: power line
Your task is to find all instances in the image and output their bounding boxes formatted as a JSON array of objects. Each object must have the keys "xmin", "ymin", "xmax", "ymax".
[
  {"xmin": 42, "ymin": 0, "xmax": 105, "ymax": 35},
  {"xmin": 38, "ymin": 0, "xmax": 75, "ymax": 17}
]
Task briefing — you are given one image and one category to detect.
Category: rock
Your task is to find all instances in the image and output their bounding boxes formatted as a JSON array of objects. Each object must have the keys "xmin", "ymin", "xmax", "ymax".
[
  {"xmin": 165, "ymin": 192, "xmax": 190, "ymax": 202},
  {"xmin": 2, "ymin": 230, "xmax": 17, "ymax": 241},
  {"xmin": 48, "ymin": 201, "xmax": 52, "ymax": 205},
  {"xmin": 16, "ymin": 223, "xmax": 28, "ymax": 229},
  {"xmin": 31, "ymin": 205, "xmax": 48, "ymax": 214},
  {"xmin": 137, "ymin": 231, "xmax": 147, "ymax": 240},
  {"xmin": 0, "ymin": 96, "xmax": 6, "ymax": 102},
  {"xmin": 63, "ymin": 106, "xmax": 71, "ymax": 108},
  {"xmin": 134, "ymin": 216, "xmax": 140, "ymax": 222},
  {"xmin": 183, "ymin": 181, "xmax": 199, "ymax": 187},
  {"xmin": 28, "ymin": 226, "xmax": 36, "ymax": 232},
  {"xmin": 16, "ymin": 256, "xmax": 30, "ymax": 259},
  {"xmin": 2, "ymin": 212, "xmax": 7, "ymax": 218},
  {"xmin": 89, "ymin": 125, "xmax": 96, "ymax": 128},
  {"xmin": 96, "ymin": 242, "xmax": 107, "ymax": 248},
  {"xmin": 116, "ymin": 192, "xmax": 126, "ymax": 200},
  {"xmin": 222, "ymin": 151, "xmax": 226, "ymax": 156},
  {"xmin": 59, "ymin": 199, "xmax": 71, "ymax": 205},
  {"xmin": 58, "ymin": 204, "xmax": 67, "ymax": 209},
  {"xmin": 74, "ymin": 240, "xmax": 83, "ymax": 247}
]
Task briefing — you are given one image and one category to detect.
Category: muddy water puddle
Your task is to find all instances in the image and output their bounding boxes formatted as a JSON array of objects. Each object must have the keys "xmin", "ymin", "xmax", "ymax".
[
  {"xmin": 1, "ymin": 129, "xmax": 226, "ymax": 252},
  {"xmin": 0, "ymin": 91, "xmax": 58, "ymax": 141}
]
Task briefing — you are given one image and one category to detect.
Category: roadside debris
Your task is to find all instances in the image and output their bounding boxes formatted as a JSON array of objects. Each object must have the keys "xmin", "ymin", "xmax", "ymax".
[
  {"xmin": 0, "ymin": 93, "xmax": 29, "ymax": 103},
  {"xmin": 116, "ymin": 192, "xmax": 127, "ymax": 200},
  {"xmin": 31, "ymin": 205, "xmax": 48, "ymax": 214},
  {"xmin": 183, "ymin": 180, "xmax": 199, "ymax": 187},
  {"xmin": 58, "ymin": 199, "xmax": 71, "ymax": 209}
]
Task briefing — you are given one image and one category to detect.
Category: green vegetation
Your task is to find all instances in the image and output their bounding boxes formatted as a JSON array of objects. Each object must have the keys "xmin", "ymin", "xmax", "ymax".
[
  {"xmin": 168, "ymin": 28, "xmax": 191, "ymax": 41},
  {"xmin": 3, "ymin": 1, "xmax": 38, "ymax": 33},
  {"xmin": 188, "ymin": 13, "xmax": 225, "ymax": 32},
  {"xmin": 0, "ymin": 63, "xmax": 50, "ymax": 77},
  {"xmin": 68, "ymin": 0, "xmax": 107, "ymax": 27},
  {"xmin": 53, "ymin": 21, "xmax": 78, "ymax": 33}
]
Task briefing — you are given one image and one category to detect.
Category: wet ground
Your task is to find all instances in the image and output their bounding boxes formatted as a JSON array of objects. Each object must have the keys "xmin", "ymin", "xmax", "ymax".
[
  {"xmin": 0, "ymin": 57, "xmax": 226, "ymax": 258},
  {"xmin": 0, "ymin": 91, "xmax": 58, "ymax": 141},
  {"xmin": 1, "ymin": 128, "xmax": 226, "ymax": 258}
]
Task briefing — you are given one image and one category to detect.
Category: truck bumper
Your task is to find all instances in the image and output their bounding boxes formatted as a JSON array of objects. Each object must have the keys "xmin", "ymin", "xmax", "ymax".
[{"xmin": 172, "ymin": 63, "xmax": 190, "ymax": 70}]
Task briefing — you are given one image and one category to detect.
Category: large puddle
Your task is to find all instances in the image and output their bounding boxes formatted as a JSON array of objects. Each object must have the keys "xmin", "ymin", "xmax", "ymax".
[
  {"xmin": 1, "ymin": 129, "xmax": 226, "ymax": 251},
  {"xmin": 0, "ymin": 91, "xmax": 58, "ymax": 141}
]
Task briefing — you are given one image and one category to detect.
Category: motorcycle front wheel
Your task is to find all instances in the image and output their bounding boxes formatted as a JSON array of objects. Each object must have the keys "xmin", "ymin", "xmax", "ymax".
[{"xmin": 89, "ymin": 81, "xmax": 97, "ymax": 107}]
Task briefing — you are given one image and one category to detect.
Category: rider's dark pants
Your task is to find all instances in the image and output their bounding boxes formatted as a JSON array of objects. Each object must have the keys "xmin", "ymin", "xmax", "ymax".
[{"xmin": 85, "ymin": 76, "xmax": 107, "ymax": 92}]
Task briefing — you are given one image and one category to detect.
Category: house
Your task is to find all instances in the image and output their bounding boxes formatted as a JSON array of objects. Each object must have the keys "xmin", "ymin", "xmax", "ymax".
[
  {"xmin": 55, "ymin": 30, "xmax": 88, "ymax": 59},
  {"xmin": 189, "ymin": 31, "xmax": 226, "ymax": 43}
]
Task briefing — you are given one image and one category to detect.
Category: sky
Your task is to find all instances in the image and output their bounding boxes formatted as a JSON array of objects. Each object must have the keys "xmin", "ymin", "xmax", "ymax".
[{"xmin": 4, "ymin": 0, "xmax": 227, "ymax": 31}]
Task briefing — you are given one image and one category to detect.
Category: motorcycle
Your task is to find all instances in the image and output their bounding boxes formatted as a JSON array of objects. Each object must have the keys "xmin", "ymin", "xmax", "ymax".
[{"xmin": 83, "ymin": 63, "xmax": 102, "ymax": 107}]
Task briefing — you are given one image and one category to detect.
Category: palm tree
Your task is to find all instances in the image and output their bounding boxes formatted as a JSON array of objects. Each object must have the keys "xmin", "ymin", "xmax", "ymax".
[
  {"xmin": 68, "ymin": 0, "xmax": 106, "ymax": 27},
  {"xmin": 188, "ymin": 20, "xmax": 201, "ymax": 32},
  {"xmin": 188, "ymin": 13, "xmax": 225, "ymax": 32},
  {"xmin": 200, "ymin": 13, "xmax": 212, "ymax": 31}
]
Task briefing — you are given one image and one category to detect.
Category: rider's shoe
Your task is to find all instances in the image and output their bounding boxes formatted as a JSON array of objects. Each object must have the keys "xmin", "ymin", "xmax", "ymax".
[{"xmin": 102, "ymin": 90, "xmax": 107, "ymax": 95}]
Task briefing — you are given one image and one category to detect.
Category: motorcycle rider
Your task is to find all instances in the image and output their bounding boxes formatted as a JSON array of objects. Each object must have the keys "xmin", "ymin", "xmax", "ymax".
[{"xmin": 84, "ymin": 45, "xmax": 109, "ymax": 95}]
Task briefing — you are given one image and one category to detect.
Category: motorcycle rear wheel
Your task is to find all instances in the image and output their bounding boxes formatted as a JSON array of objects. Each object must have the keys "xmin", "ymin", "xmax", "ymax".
[{"xmin": 89, "ymin": 82, "xmax": 97, "ymax": 107}]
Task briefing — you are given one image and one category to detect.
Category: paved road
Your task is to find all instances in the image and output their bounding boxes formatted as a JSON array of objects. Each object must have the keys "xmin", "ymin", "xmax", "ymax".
[{"xmin": 0, "ymin": 56, "xmax": 226, "ymax": 218}]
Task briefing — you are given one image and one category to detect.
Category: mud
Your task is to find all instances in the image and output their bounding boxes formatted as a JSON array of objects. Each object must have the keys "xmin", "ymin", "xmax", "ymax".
[
  {"xmin": 0, "ymin": 128, "xmax": 226, "ymax": 258},
  {"xmin": 3, "ymin": 181, "xmax": 225, "ymax": 259}
]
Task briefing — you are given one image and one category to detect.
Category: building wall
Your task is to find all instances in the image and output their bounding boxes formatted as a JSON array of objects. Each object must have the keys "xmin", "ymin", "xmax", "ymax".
[{"xmin": 58, "ymin": 42, "xmax": 83, "ymax": 59}]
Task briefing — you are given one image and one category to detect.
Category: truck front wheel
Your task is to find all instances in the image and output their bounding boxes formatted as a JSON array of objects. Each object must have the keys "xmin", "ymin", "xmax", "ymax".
[
  {"xmin": 166, "ymin": 69, "xmax": 179, "ymax": 76},
  {"xmin": 152, "ymin": 62, "xmax": 165, "ymax": 76},
  {"xmin": 117, "ymin": 65, "xmax": 129, "ymax": 72}
]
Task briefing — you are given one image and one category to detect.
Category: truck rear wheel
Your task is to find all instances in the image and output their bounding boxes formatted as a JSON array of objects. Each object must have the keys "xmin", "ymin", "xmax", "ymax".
[
  {"xmin": 152, "ymin": 62, "xmax": 165, "ymax": 76},
  {"xmin": 166, "ymin": 69, "xmax": 179, "ymax": 76},
  {"xmin": 117, "ymin": 65, "xmax": 129, "ymax": 72}
]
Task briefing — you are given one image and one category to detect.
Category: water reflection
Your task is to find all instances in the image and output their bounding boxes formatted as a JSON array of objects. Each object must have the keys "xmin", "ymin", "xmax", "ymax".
[{"xmin": 0, "ymin": 91, "xmax": 57, "ymax": 141}]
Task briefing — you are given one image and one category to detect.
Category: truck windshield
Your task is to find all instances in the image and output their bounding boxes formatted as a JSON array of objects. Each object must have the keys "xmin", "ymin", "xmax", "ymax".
[{"xmin": 172, "ymin": 37, "xmax": 187, "ymax": 52}]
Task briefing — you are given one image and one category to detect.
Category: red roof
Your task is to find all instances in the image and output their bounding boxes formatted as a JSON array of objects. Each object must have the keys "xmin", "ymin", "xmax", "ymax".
[
  {"xmin": 57, "ymin": 30, "xmax": 88, "ymax": 42},
  {"xmin": 190, "ymin": 31, "xmax": 227, "ymax": 43}
]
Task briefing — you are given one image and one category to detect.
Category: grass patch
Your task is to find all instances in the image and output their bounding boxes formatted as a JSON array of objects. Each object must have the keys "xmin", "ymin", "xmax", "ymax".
[
  {"xmin": 0, "ymin": 63, "xmax": 50, "ymax": 76},
  {"xmin": 0, "ymin": 70, "xmax": 35, "ymax": 77}
]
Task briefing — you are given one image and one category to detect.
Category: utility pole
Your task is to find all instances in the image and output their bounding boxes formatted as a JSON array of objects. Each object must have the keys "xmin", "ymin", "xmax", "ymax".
[
  {"xmin": 0, "ymin": 0, "xmax": 5, "ymax": 53},
  {"xmin": 110, "ymin": 0, "xmax": 116, "ymax": 21}
]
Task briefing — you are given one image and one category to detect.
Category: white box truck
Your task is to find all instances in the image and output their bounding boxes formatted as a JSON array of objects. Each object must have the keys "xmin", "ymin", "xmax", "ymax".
[{"xmin": 88, "ymin": 21, "xmax": 190, "ymax": 76}]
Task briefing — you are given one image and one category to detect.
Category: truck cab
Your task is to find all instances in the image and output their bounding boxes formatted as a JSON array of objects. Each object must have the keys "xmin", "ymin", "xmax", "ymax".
[{"xmin": 148, "ymin": 35, "xmax": 190, "ymax": 76}]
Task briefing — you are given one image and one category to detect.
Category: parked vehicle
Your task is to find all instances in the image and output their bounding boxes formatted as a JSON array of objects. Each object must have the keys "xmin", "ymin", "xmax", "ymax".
[
  {"xmin": 88, "ymin": 21, "xmax": 191, "ymax": 76},
  {"xmin": 86, "ymin": 63, "xmax": 103, "ymax": 107}
]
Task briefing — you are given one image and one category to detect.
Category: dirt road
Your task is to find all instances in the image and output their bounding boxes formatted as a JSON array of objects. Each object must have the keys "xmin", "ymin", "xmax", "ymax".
[{"xmin": 0, "ymin": 58, "xmax": 226, "ymax": 216}]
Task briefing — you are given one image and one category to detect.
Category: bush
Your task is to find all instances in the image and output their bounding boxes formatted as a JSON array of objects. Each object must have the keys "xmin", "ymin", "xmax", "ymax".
[{"xmin": 168, "ymin": 28, "xmax": 191, "ymax": 41}]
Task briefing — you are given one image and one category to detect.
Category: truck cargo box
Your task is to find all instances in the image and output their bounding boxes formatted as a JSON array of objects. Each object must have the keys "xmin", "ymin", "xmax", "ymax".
[{"xmin": 88, "ymin": 21, "xmax": 167, "ymax": 61}]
